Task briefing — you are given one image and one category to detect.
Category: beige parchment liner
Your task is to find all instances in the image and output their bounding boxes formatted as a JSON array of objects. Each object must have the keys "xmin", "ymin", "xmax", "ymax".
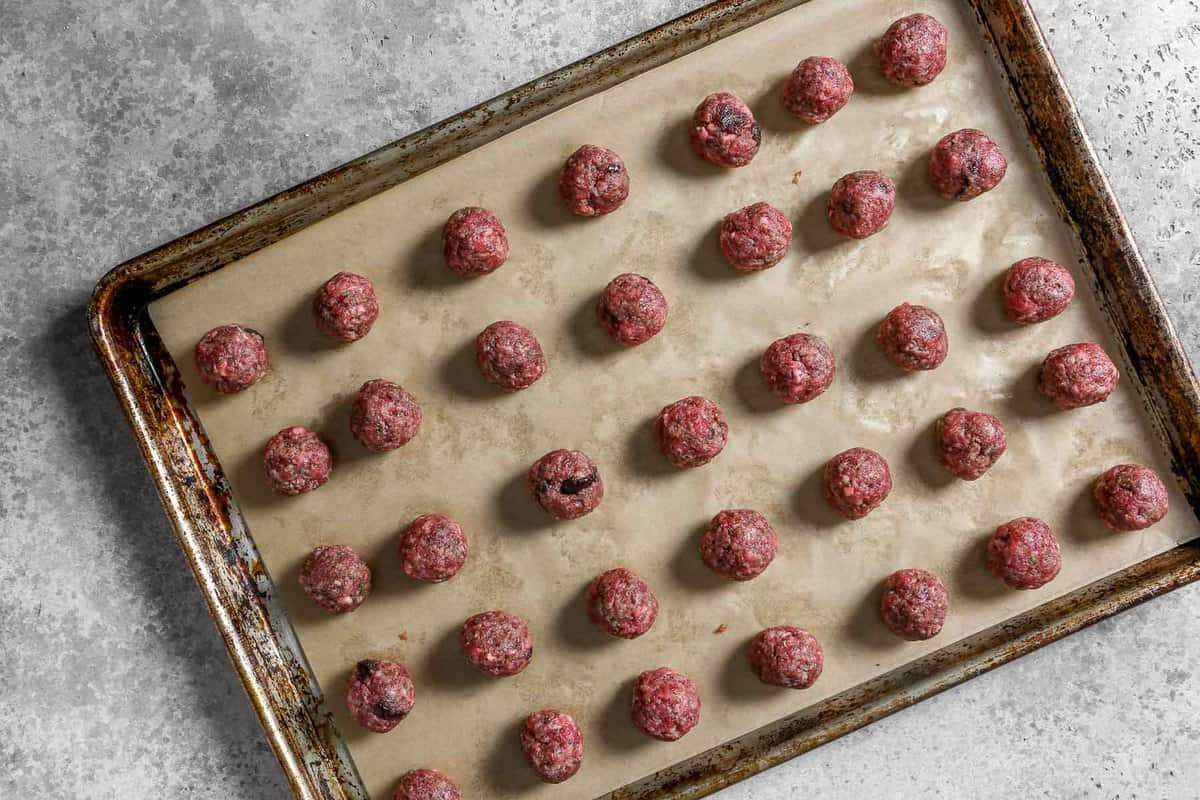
[{"xmin": 150, "ymin": 0, "xmax": 1198, "ymax": 796}]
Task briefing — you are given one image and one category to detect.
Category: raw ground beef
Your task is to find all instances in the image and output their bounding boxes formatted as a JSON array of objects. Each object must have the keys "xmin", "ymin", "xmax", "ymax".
[
  {"xmin": 719, "ymin": 202, "xmax": 792, "ymax": 272},
  {"xmin": 748, "ymin": 626, "xmax": 824, "ymax": 689},
  {"xmin": 988, "ymin": 517, "xmax": 1062, "ymax": 590},
  {"xmin": 262, "ymin": 426, "xmax": 331, "ymax": 496},
  {"xmin": 656, "ymin": 396, "xmax": 729, "ymax": 469},
  {"xmin": 350, "ymin": 379, "xmax": 422, "ymax": 452},
  {"xmin": 689, "ymin": 92, "xmax": 761, "ymax": 168},
  {"xmin": 399, "ymin": 514, "xmax": 468, "ymax": 582},
  {"xmin": 874, "ymin": 13, "xmax": 949, "ymax": 86},
  {"xmin": 1002, "ymin": 257, "xmax": 1075, "ymax": 324},
  {"xmin": 823, "ymin": 447, "xmax": 892, "ymax": 520},
  {"xmin": 460, "ymin": 610, "xmax": 533, "ymax": 677},
  {"xmin": 1038, "ymin": 342, "xmax": 1119, "ymax": 410},
  {"xmin": 935, "ymin": 407, "xmax": 1006, "ymax": 481},
  {"xmin": 759, "ymin": 332, "xmax": 836, "ymax": 404},
  {"xmin": 299, "ymin": 544, "xmax": 371, "ymax": 613},
  {"xmin": 781, "ymin": 56, "xmax": 854, "ymax": 123},
  {"xmin": 345, "ymin": 659, "xmax": 415, "ymax": 733},
  {"xmin": 442, "ymin": 206, "xmax": 509, "ymax": 277},
  {"xmin": 475, "ymin": 320, "xmax": 546, "ymax": 391},
  {"xmin": 392, "ymin": 768, "xmax": 461, "ymax": 800},
  {"xmin": 585, "ymin": 568, "xmax": 659, "ymax": 639},
  {"xmin": 312, "ymin": 271, "xmax": 380, "ymax": 342},
  {"xmin": 527, "ymin": 449, "xmax": 604, "ymax": 520},
  {"xmin": 194, "ymin": 323, "xmax": 268, "ymax": 393},
  {"xmin": 827, "ymin": 170, "xmax": 896, "ymax": 239},
  {"xmin": 597, "ymin": 273, "xmax": 668, "ymax": 346},
  {"xmin": 929, "ymin": 128, "xmax": 1008, "ymax": 201},
  {"xmin": 631, "ymin": 667, "xmax": 701, "ymax": 741},
  {"xmin": 520, "ymin": 710, "xmax": 584, "ymax": 784},
  {"xmin": 877, "ymin": 302, "xmax": 948, "ymax": 371},
  {"xmin": 880, "ymin": 568, "xmax": 949, "ymax": 641},
  {"xmin": 559, "ymin": 144, "xmax": 630, "ymax": 216},
  {"xmin": 1093, "ymin": 463, "xmax": 1169, "ymax": 531},
  {"xmin": 699, "ymin": 509, "xmax": 778, "ymax": 581}
]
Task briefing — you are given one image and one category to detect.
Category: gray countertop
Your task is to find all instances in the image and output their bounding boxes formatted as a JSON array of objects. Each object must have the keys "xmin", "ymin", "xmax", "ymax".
[{"xmin": 2, "ymin": 1, "xmax": 1197, "ymax": 797}]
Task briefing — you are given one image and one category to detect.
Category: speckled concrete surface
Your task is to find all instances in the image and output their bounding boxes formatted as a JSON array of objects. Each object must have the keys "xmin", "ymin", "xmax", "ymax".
[{"xmin": 0, "ymin": 2, "xmax": 1196, "ymax": 798}]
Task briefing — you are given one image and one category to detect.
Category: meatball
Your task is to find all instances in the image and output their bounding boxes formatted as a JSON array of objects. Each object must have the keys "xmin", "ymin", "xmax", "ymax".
[
  {"xmin": 399, "ymin": 514, "xmax": 468, "ymax": 583},
  {"xmin": 475, "ymin": 320, "xmax": 546, "ymax": 391},
  {"xmin": 656, "ymin": 396, "xmax": 729, "ymax": 469},
  {"xmin": 935, "ymin": 407, "xmax": 1007, "ymax": 481},
  {"xmin": 874, "ymin": 13, "xmax": 949, "ymax": 86},
  {"xmin": 877, "ymin": 302, "xmax": 948, "ymax": 371},
  {"xmin": 748, "ymin": 626, "xmax": 824, "ymax": 689},
  {"xmin": 1093, "ymin": 463, "xmax": 1169, "ymax": 531},
  {"xmin": 460, "ymin": 610, "xmax": 533, "ymax": 677},
  {"xmin": 263, "ymin": 426, "xmax": 331, "ymax": 496},
  {"xmin": 194, "ymin": 323, "xmax": 268, "ymax": 393},
  {"xmin": 689, "ymin": 92, "xmax": 761, "ymax": 168},
  {"xmin": 442, "ymin": 206, "xmax": 509, "ymax": 277},
  {"xmin": 823, "ymin": 447, "xmax": 892, "ymax": 520},
  {"xmin": 719, "ymin": 202, "xmax": 793, "ymax": 272},
  {"xmin": 345, "ymin": 659, "xmax": 415, "ymax": 733},
  {"xmin": 1002, "ymin": 257, "xmax": 1075, "ymax": 324},
  {"xmin": 350, "ymin": 379, "xmax": 422, "ymax": 453},
  {"xmin": 520, "ymin": 710, "xmax": 584, "ymax": 784},
  {"xmin": 631, "ymin": 667, "xmax": 701, "ymax": 741},
  {"xmin": 559, "ymin": 144, "xmax": 630, "ymax": 217},
  {"xmin": 759, "ymin": 333, "xmax": 836, "ymax": 404},
  {"xmin": 988, "ymin": 517, "xmax": 1062, "ymax": 590},
  {"xmin": 585, "ymin": 568, "xmax": 659, "ymax": 639},
  {"xmin": 929, "ymin": 128, "xmax": 1007, "ymax": 201},
  {"xmin": 299, "ymin": 545, "xmax": 371, "ymax": 613},
  {"xmin": 700, "ymin": 509, "xmax": 778, "ymax": 581},
  {"xmin": 313, "ymin": 271, "xmax": 380, "ymax": 342},
  {"xmin": 880, "ymin": 568, "xmax": 949, "ymax": 641},
  {"xmin": 597, "ymin": 273, "xmax": 669, "ymax": 346},
  {"xmin": 827, "ymin": 170, "xmax": 896, "ymax": 239},
  {"xmin": 392, "ymin": 768, "xmax": 461, "ymax": 800},
  {"xmin": 528, "ymin": 449, "xmax": 604, "ymax": 520},
  {"xmin": 1038, "ymin": 342, "xmax": 1119, "ymax": 410},
  {"xmin": 781, "ymin": 56, "xmax": 854, "ymax": 124}
]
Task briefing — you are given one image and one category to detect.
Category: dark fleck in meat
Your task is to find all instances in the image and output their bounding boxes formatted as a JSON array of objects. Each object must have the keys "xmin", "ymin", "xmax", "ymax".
[
  {"xmin": 475, "ymin": 320, "xmax": 546, "ymax": 391},
  {"xmin": 823, "ymin": 447, "xmax": 891, "ymax": 520},
  {"xmin": 632, "ymin": 667, "xmax": 701, "ymax": 741},
  {"xmin": 350, "ymin": 378, "xmax": 422, "ymax": 452},
  {"xmin": 299, "ymin": 545, "xmax": 371, "ymax": 613},
  {"xmin": 880, "ymin": 568, "xmax": 949, "ymax": 641},
  {"xmin": 929, "ymin": 128, "xmax": 1007, "ymax": 201},
  {"xmin": 520, "ymin": 709, "xmax": 584, "ymax": 784},
  {"xmin": 827, "ymin": 170, "xmax": 896, "ymax": 239},
  {"xmin": 689, "ymin": 92, "xmax": 761, "ymax": 168},
  {"xmin": 399, "ymin": 514, "xmax": 468, "ymax": 582},
  {"xmin": 700, "ymin": 509, "xmax": 778, "ymax": 581},
  {"xmin": 935, "ymin": 407, "xmax": 1006, "ymax": 481},
  {"xmin": 597, "ymin": 273, "xmax": 668, "ymax": 346},
  {"xmin": 313, "ymin": 271, "xmax": 380, "ymax": 342},
  {"xmin": 528, "ymin": 449, "xmax": 604, "ymax": 520},
  {"xmin": 1093, "ymin": 463, "xmax": 1169, "ymax": 531},
  {"xmin": 719, "ymin": 202, "xmax": 792, "ymax": 272},
  {"xmin": 988, "ymin": 517, "xmax": 1061, "ymax": 590},
  {"xmin": 392, "ymin": 768, "xmax": 461, "ymax": 800},
  {"xmin": 656, "ymin": 396, "xmax": 729, "ymax": 469},
  {"xmin": 460, "ymin": 610, "xmax": 533, "ymax": 677},
  {"xmin": 586, "ymin": 567, "xmax": 659, "ymax": 639},
  {"xmin": 262, "ymin": 426, "xmax": 331, "ymax": 496},
  {"xmin": 877, "ymin": 302, "xmax": 948, "ymax": 371},
  {"xmin": 559, "ymin": 144, "xmax": 630, "ymax": 216},
  {"xmin": 194, "ymin": 324, "xmax": 268, "ymax": 393},
  {"xmin": 748, "ymin": 626, "xmax": 824, "ymax": 689},
  {"xmin": 345, "ymin": 658, "xmax": 415, "ymax": 733},
  {"xmin": 442, "ymin": 206, "xmax": 509, "ymax": 277},
  {"xmin": 874, "ymin": 13, "xmax": 949, "ymax": 86},
  {"xmin": 781, "ymin": 56, "xmax": 854, "ymax": 123},
  {"xmin": 1002, "ymin": 257, "xmax": 1075, "ymax": 324},
  {"xmin": 1038, "ymin": 342, "xmax": 1119, "ymax": 410},
  {"xmin": 760, "ymin": 332, "xmax": 836, "ymax": 404}
]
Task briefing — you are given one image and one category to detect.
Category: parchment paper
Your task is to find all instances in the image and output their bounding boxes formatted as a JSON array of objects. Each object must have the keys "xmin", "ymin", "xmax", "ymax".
[{"xmin": 149, "ymin": 1, "xmax": 1198, "ymax": 796}]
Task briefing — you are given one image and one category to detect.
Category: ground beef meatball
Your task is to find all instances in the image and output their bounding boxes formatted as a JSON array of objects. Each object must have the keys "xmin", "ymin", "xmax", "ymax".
[
  {"xmin": 880, "ymin": 568, "xmax": 949, "ymax": 641},
  {"xmin": 399, "ymin": 514, "xmax": 468, "ymax": 583},
  {"xmin": 299, "ymin": 545, "xmax": 371, "ymax": 613},
  {"xmin": 929, "ymin": 128, "xmax": 1007, "ymax": 201},
  {"xmin": 656, "ymin": 396, "xmax": 729, "ymax": 469},
  {"xmin": 263, "ymin": 426, "xmax": 332, "ymax": 496},
  {"xmin": 442, "ymin": 206, "xmax": 509, "ymax": 277},
  {"xmin": 350, "ymin": 379, "xmax": 422, "ymax": 452},
  {"xmin": 475, "ymin": 320, "xmax": 546, "ymax": 391},
  {"xmin": 313, "ymin": 271, "xmax": 380, "ymax": 342},
  {"xmin": 528, "ymin": 449, "xmax": 604, "ymax": 520},
  {"xmin": 781, "ymin": 56, "xmax": 854, "ymax": 123},
  {"xmin": 759, "ymin": 333, "xmax": 836, "ymax": 404},
  {"xmin": 631, "ymin": 667, "xmax": 701, "ymax": 741},
  {"xmin": 823, "ymin": 447, "xmax": 892, "ymax": 520},
  {"xmin": 586, "ymin": 568, "xmax": 659, "ymax": 639},
  {"xmin": 874, "ymin": 13, "xmax": 949, "ymax": 86},
  {"xmin": 719, "ymin": 202, "xmax": 792, "ymax": 272},
  {"xmin": 520, "ymin": 710, "xmax": 584, "ymax": 784},
  {"xmin": 194, "ymin": 324, "xmax": 268, "ymax": 393},
  {"xmin": 597, "ymin": 273, "xmax": 669, "ymax": 346},
  {"xmin": 877, "ymin": 302, "xmax": 948, "ymax": 371},
  {"xmin": 748, "ymin": 626, "xmax": 824, "ymax": 689},
  {"xmin": 689, "ymin": 92, "xmax": 761, "ymax": 168},
  {"xmin": 345, "ymin": 659, "xmax": 415, "ymax": 733},
  {"xmin": 392, "ymin": 769, "xmax": 461, "ymax": 800},
  {"xmin": 1093, "ymin": 464, "xmax": 1169, "ymax": 531},
  {"xmin": 1038, "ymin": 342, "xmax": 1119, "ymax": 410},
  {"xmin": 700, "ymin": 509, "xmax": 778, "ymax": 581},
  {"xmin": 460, "ymin": 610, "xmax": 533, "ymax": 677},
  {"xmin": 988, "ymin": 517, "xmax": 1062, "ymax": 590},
  {"xmin": 827, "ymin": 170, "xmax": 896, "ymax": 239},
  {"xmin": 1002, "ymin": 257, "xmax": 1075, "ymax": 324},
  {"xmin": 559, "ymin": 144, "xmax": 630, "ymax": 217},
  {"xmin": 935, "ymin": 407, "xmax": 1006, "ymax": 481}
]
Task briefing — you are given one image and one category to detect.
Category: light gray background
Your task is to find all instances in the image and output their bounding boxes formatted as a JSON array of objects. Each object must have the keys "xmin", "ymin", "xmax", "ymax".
[{"xmin": 1, "ymin": 1, "xmax": 1196, "ymax": 797}]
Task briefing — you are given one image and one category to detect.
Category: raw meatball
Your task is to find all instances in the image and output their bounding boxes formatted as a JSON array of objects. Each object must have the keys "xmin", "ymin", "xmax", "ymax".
[
  {"xmin": 460, "ymin": 611, "xmax": 533, "ymax": 677},
  {"xmin": 880, "ymin": 568, "xmax": 949, "ymax": 641},
  {"xmin": 781, "ymin": 56, "xmax": 854, "ymax": 123},
  {"xmin": 194, "ymin": 323, "xmax": 268, "ymax": 393},
  {"xmin": 877, "ymin": 302, "xmax": 948, "ymax": 371},
  {"xmin": 935, "ymin": 407, "xmax": 1007, "ymax": 481},
  {"xmin": 299, "ymin": 545, "xmax": 371, "ymax": 613},
  {"xmin": 399, "ymin": 514, "xmax": 468, "ymax": 583},
  {"xmin": 1093, "ymin": 464, "xmax": 1169, "ymax": 531},
  {"xmin": 656, "ymin": 396, "xmax": 729, "ymax": 469},
  {"xmin": 631, "ymin": 667, "xmax": 701, "ymax": 741},
  {"xmin": 586, "ymin": 568, "xmax": 659, "ymax": 639},
  {"xmin": 823, "ymin": 447, "xmax": 892, "ymax": 520},
  {"xmin": 689, "ymin": 92, "xmax": 761, "ymax": 168},
  {"xmin": 827, "ymin": 170, "xmax": 896, "ymax": 239},
  {"xmin": 559, "ymin": 144, "xmax": 630, "ymax": 217},
  {"xmin": 988, "ymin": 517, "xmax": 1062, "ymax": 590},
  {"xmin": 345, "ymin": 659, "xmax": 415, "ymax": 733},
  {"xmin": 759, "ymin": 333, "xmax": 836, "ymax": 404},
  {"xmin": 313, "ymin": 271, "xmax": 380, "ymax": 342},
  {"xmin": 700, "ymin": 509, "xmax": 778, "ymax": 581},
  {"xmin": 475, "ymin": 320, "xmax": 546, "ymax": 391},
  {"xmin": 392, "ymin": 769, "xmax": 461, "ymax": 800},
  {"xmin": 874, "ymin": 13, "xmax": 949, "ymax": 86},
  {"xmin": 350, "ymin": 379, "xmax": 422, "ymax": 452},
  {"xmin": 520, "ymin": 710, "xmax": 584, "ymax": 784},
  {"xmin": 263, "ymin": 426, "xmax": 331, "ymax": 496},
  {"xmin": 442, "ymin": 206, "xmax": 509, "ymax": 277},
  {"xmin": 597, "ymin": 273, "xmax": 669, "ymax": 346},
  {"xmin": 719, "ymin": 202, "xmax": 793, "ymax": 272},
  {"xmin": 1038, "ymin": 342, "xmax": 1119, "ymax": 410},
  {"xmin": 528, "ymin": 449, "xmax": 604, "ymax": 520},
  {"xmin": 748, "ymin": 626, "xmax": 824, "ymax": 689},
  {"xmin": 1002, "ymin": 257, "xmax": 1075, "ymax": 324},
  {"xmin": 929, "ymin": 128, "xmax": 1007, "ymax": 201}
]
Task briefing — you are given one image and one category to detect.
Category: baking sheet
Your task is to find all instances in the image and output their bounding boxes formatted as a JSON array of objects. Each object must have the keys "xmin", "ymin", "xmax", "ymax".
[{"xmin": 149, "ymin": 0, "xmax": 1197, "ymax": 796}]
